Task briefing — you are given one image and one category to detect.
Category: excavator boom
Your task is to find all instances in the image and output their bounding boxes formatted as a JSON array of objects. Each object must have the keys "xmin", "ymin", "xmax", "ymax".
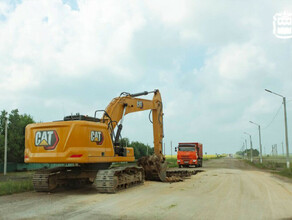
[{"xmin": 101, "ymin": 89, "xmax": 164, "ymax": 160}]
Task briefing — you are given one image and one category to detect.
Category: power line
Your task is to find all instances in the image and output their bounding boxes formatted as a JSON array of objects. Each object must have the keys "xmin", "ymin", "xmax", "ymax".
[{"xmin": 262, "ymin": 103, "xmax": 282, "ymax": 130}]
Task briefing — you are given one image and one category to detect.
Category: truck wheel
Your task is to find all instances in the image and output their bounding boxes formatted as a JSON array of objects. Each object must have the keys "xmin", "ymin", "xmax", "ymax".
[{"xmin": 179, "ymin": 165, "xmax": 182, "ymax": 168}]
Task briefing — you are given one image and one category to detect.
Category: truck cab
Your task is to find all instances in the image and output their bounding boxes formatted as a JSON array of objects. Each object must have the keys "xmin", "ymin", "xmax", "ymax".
[{"xmin": 176, "ymin": 142, "xmax": 203, "ymax": 168}]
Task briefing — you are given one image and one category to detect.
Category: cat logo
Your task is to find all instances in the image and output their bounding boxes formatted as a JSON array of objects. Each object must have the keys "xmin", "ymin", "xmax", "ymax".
[
  {"xmin": 90, "ymin": 131, "xmax": 103, "ymax": 145},
  {"xmin": 35, "ymin": 130, "xmax": 59, "ymax": 150}
]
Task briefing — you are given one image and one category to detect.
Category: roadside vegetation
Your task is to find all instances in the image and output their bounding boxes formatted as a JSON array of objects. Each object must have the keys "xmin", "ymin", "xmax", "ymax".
[
  {"xmin": 165, "ymin": 154, "xmax": 226, "ymax": 168},
  {"xmin": 0, "ymin": 172, "xmax": 34, "ymax": 196},
  {"xmin": 240, "ymin": 155, "xmax": 292, "ymax": 179},
  {"xmin": 0, "ymin": 109, "xmax": 34, "ymax": 164},
  {"xmin": 0, "ymin": 179, "xmax": 33, "ymax": 196},
  {"xmin": 120, "ymin": 138, "xmax": 154, "ymax": 159}
]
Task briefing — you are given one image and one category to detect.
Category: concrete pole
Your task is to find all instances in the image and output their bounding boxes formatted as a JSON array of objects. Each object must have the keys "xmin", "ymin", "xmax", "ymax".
[
  {"xmin": 245, "ymin": 139, "xmax": 248, "ymax": 159},
  {"xmin": 265, "ymin": 89, "xmax": 290, "ymax": 168},
  {"xmin": 250, "ymin": 121, "xmax": 263, "ymax": 163},
  {"xmin": 283, "ymin": 97, "xmax": 290, "ymax": 168},
  {"xmin": 250, "ymin": 135, "xmax": 253, "ymax": 162},
  {"xmin": 258, "ymin": 125, "xmax": 263, "ymax": 163},
  {"xmin": 4, "ymin": 118, "xmax": 8, "ymax": 175}
]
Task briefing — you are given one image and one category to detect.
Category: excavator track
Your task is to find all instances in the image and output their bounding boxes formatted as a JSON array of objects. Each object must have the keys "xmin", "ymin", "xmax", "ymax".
[
  {"xmin": 94, "ymin": 166, "xmax": 144, "ymax": 193},
  {"xmin": 32, "ymin": 167, "xmax": 60, "ymax": 192},
  {"xmin": 32, "ymin": 166, "xmax": 97, "ymax": 192}
]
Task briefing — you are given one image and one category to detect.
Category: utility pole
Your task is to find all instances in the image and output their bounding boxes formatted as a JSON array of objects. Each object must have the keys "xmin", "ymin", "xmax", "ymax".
[
  {"xmin": 244, "ymin": 132, "xmax": 253, "ymax": 162},
  {"xmin": 265, "ymin": 89, "xmax": 290, "ymax": 168},
  {"xmin": 283, "ymin": 97, "xmax": 290, "ymax": 168},
  {"xmin": 245, "ymin": 139, "xmax": 248, "ymax": 159},
  {"xmin": 282, "ymin": 142, "xmax": 284, "ymax": 156},
  {"xmin": 250, "ymin": 121, "xmax": 263, "ymax": 163},
  {"xmin": 4, "ymin": 118, "xmax": 8, "ymax": 175},
  {"xmin": 171, "ymin": 141, "xmax": 172, "ymax": 158},
  {"xmin": 242, "ymin": 142, "xmax": 245, "ymax": 159}
]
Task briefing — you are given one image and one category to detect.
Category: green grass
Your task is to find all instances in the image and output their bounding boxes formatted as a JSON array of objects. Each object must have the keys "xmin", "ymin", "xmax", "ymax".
[
  {"xmin": 245, "ymin": 157, "xmax": 289, "ymax": 170},
  {"xmin": 168, "ymin": 204, "xmax": 177, "ymax": 209},
  {"xmin": 244, "ymin": 158, "xmax": 292, "ymax": 179},
  {"xmin": 166, "ymin": 155, "xmax": 225, "ymax": 168},
  {"xmin": 166, "ymin": 157, "xmax": 178, "ymax": 168},
  {"xmin": 278, "ymin": 168, "xmax": 292, "ymax": 178},
  {"xmin": 1, "ymin": 171, "xmax": 34, "ymax": 176},
  {"xmin": 0, "ymin": 179, "xmax": 34, "ymax": 196}
]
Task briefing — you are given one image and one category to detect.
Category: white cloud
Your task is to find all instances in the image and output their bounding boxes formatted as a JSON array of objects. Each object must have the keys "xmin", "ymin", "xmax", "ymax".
[{"xmin": 0, "ymin": 0, "xmax": 292, "ymax": 154}]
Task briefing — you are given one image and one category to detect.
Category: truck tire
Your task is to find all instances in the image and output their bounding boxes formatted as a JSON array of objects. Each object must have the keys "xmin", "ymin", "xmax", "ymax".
[
  {"xmin": 179, "ymin": 165, "xmax": 182, "ymax": 168},
  {"xmin": 198, "ymin": 160, "xmax": 202, "ymax": 167}
]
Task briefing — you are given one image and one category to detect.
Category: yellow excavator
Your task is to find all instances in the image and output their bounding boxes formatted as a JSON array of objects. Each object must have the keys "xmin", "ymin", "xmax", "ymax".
[
  {"xmin": 25, "ymin": 89, "xmax": 193, "ymax": 192},
  {"xmin": 25, "ymin": 89, "xmax": 184, "ymax": 193}
]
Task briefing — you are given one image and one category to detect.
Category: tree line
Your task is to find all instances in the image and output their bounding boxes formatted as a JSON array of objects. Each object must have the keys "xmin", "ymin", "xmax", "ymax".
[
  {"xmin": 236, "ymin": 149, "xmax": 259, "ymax": 157},
  {"xmin": 0, "ymin": 109, "xmax": 34, "ymax": 163},
  {"xmin": 0, "ymin": 110, "xmax": 154, "ymax": 163},
  {"xmin": 120, "ymin": 137, "xmax": 154, "ymax": 159}
]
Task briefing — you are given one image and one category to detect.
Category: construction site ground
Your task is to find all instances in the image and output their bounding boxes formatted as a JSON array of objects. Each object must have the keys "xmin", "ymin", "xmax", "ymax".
[{"xmin": 1, "ymin": 157, "xmax": 292, "ymax": 220}]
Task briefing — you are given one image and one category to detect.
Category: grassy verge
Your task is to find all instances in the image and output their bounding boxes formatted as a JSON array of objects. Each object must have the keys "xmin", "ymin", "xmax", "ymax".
[
  {"xmin": 166, "ymin": 155, "xmax": 226, "ymax": 168},
  {"xmin": 278, "ymin": 168, "xmax": 292, "ymax": 178},
  {"xmin": 244, "ymin": 159, "xmax": 292, "ymax": 179},
  {"xmin": 0, "ymin": 179, "xmax": 33, "ymax": 196},
  {"xmin": 166, "ymin": 157, "xmax": 178, "ymax": 168}
]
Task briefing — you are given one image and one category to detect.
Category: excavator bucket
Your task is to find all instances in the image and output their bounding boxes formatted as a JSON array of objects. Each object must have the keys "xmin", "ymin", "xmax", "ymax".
[
  {"xmin": 138, "ymin": 155, "xmax": 198, "ymax": 182},
  {"xmin": 137, "ymin": 155, "xmax": 167, "ymax": 182}
]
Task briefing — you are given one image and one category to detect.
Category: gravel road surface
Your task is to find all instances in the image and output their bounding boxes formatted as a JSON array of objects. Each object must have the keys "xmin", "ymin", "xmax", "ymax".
[{"xmin": 1, "ymin": 158, "xmax": 292, "ymax": 220}]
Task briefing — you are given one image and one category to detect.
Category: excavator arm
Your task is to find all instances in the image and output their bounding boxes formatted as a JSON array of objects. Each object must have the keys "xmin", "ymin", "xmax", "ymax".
[
  {"xmin": 100, "ymin": 89, "xmax": 167, "ymax": 181},
  {"xmin": 100, "ymin": 89, "xmax": 164, "ymax": 160}
]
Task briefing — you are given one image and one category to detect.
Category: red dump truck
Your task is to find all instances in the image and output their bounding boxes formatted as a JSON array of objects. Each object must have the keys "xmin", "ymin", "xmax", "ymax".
[{"xmin": 176, "ymin": 142, "xmax": 203, "ymax": 168}]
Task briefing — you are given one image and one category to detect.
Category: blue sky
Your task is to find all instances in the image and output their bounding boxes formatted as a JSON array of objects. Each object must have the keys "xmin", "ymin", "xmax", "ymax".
[{"xmin": 1, "ymin": 0, "xmax": 292, "ymax": 155}]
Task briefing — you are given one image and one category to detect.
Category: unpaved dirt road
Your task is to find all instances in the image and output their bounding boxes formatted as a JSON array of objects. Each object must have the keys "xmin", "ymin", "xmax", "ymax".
[{"xmin": 1, "ymin": 158, "xmax": 292, "ymax": 220}]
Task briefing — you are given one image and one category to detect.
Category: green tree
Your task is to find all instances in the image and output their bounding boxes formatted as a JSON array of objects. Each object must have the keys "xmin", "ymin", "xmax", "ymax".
[
  {"xmin": 236, "ymin": 150, "xmax": 244, "ymax": 156},
  {"xmin": 120, "ymin": 138, "xmax": 154, "ymax": 159},
  {"xmin": 0, "ymin": 109, "xmax": 34, "ymax": 163},
  {"xmin": 129, "ymin": 141, "xmax": 153, "ymax": 159},
  {"xmin": 239, "ymin": 149, "xmax": 260, "ymax": 158},
  {"xmin": 120, "ymin": 137, "xmax": 130, "ymax": 147}
]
